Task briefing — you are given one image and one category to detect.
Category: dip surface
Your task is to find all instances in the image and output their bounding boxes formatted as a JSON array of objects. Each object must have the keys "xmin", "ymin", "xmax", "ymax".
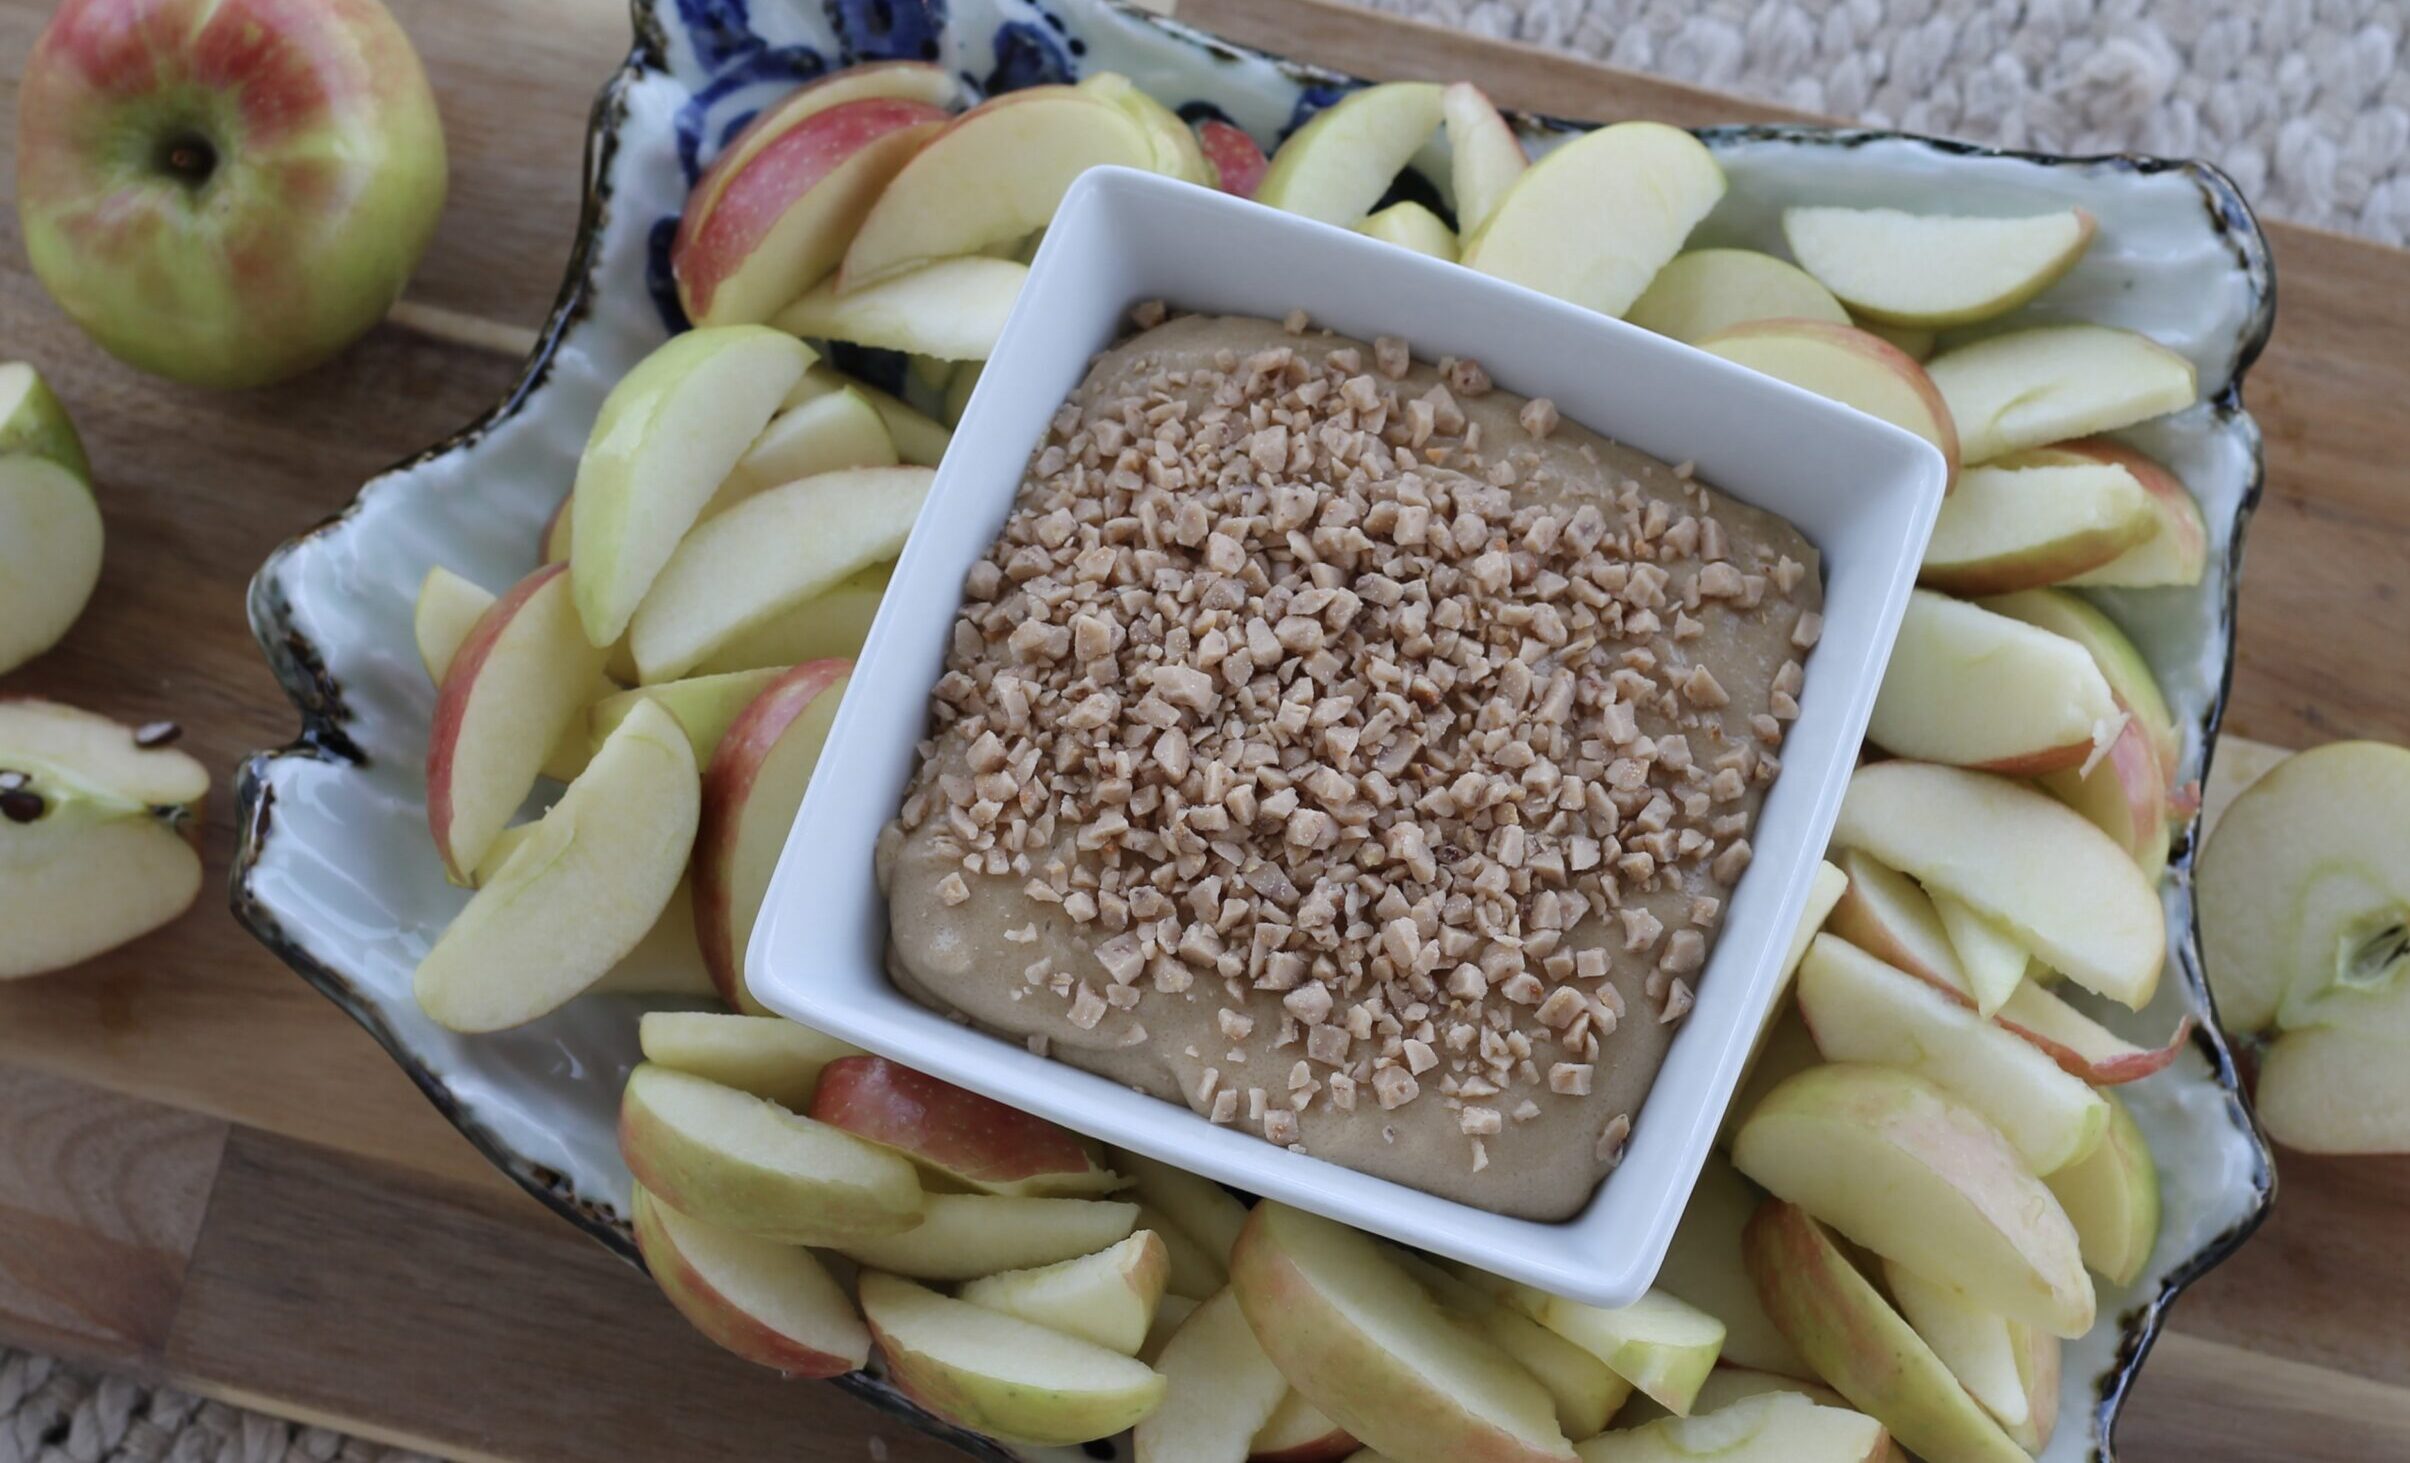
[{"xmin": 879, "ymin": 313, "xmax": 1822, "ymax": 1219}]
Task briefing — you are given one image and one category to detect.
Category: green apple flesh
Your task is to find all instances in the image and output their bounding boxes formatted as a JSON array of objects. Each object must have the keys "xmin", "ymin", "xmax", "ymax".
[
  {"xmin": 1868, "ymin": 591, "xmax": 2120, "ymax": 774},
  {"xmin": 1720, "ymin": 1005, "xmax": 1822, "ymax": 1151},
  {"xmin": 17, "ymin": 0, "xmax": 446, "ymax": 388},
  {"xmin": 1356, "ymin": 201, "xmax": 1458, "ymax": 260},
  {"xmin": 0, "ymin": 362, "xmax": 91, "ymax": 480},
  {"xmin": 1575, "ymin": 1390, "xmax": 1887, "ymax": 1463},
  {"xmin": 1977, "ymin": 587, "xmax": 2180, "ymax": 780},
  {"xmin": 1080, "ymin": 72, "xmax": 1215, "ymax": 185},
  {"xmin": 1742, "ymin": 1201, "xmax": 2032, "ymax": 1463},
  {"xmin": 1926, "ymin": 325, "xmax": 2198, "ymax": 466},
  {"xmin": 1881, "ymin": 1261, "xmax": 2053, "ymax": 1451},
  {"xmin": 1782, "ymin": 206, "xmax": 2095, "ymax": 327},
  {"xmin": 1401, "ymin": 1257, "xmax": 1632, "ymax": 1440},
  {"xmin": 636, "ymin": 1010, "xmax": 862, "ymax": 1111},
  {"xmin": 0, "ymin": 456, "xmax": 104, "ymax": 676},
  {"xmin": 630, "ymin": 1183, "xmax": 869, "ymax": 1377},
  {"xmin": 1733, "ymin": 1064, "xmax": 2094, "ymax": 1337},
  {"xmin": 1919, "ymin": 460, "xmax": 2157, "ymax": 595},
  {"xmin": 2050, "ymin": 439, "xmax": 2210, "ymax": 587},
  {"xmin": 1251, "ymin": 1390, "xmax": 1357, "ymax": 1463},
  {"xmin": 569, "ymin": 325, "xmax": 811, "ymax": 646},
  {"xmin": 1462, "ymin": 122, "xmax": 1724, "ymax": 319},
  {"xmin": 1255, "ymin": 82, "xmax": 1445, "ymax": 228},
  {"xmin": 782, "ymin": 366, "xmax": 950, "ymax": 465},
  {"xmin": 2043, "ymin": 1090, "xmax": 2161, "ymax": 1285},
  {"xmin": 1229, "ymin": 1203, "xmax": 1576, "ymax": 1463},
  {"xmin": 1655, "ymin": 1152, "xmax": 1812, "ymax": 1378},
  {"xmin": 691, "ymin": 562, "xmax": 891, "ymax": 676},
  {"xmin": 860, "ymin": 1272, "xmax": 1166, "ymax": 1446},
  {"xmin": 1138, "ymin": 1200, "xmax": 1229, "ymax": 1301},
  {"xmin": 618, "ymin": 1062, "xmax": 924, "ymax": 1244},
  {"xmin": 1500, "ymin": 1285, "xmax": 1727, "ymax": 1417},
  {"xmin": 1825, "ymin": 849, "xmax": 1971, "ymax": 999},
  {"xmin": 1832, "ymin": 761, "xmax": 2165, "ymax": 1008},
  {"xmin": 958, "ymin": 1231, "xmax": 1169, "ymax": 1357},
  {"xmin": 588, "ymin": 667, "xmax": 787, "ymax": 768},
  {"xmin": 1120, "ymin": 1151, "xmax": 1249, "ymax": 1264},
  {"xmin": 1695, "ymin": 321, "xmax": 1957, "ymax": 487},
  {"xmin": 1441, "ymin": 83, "xmax": 1527, "ymax": 236},
  {"xmin": 838, "ymin": 1193, "xmax": 1139, "ymax": 1281},
  {"xmin": 1625, "ymin": 250, "xmax": 1848, "ymax": 344},
  {"xmin": 413, "ymin": 566, "xmax": 598, "ymax": 789},
  {"xmin": 1132, "ymin": 1287, "xmax": 1290, "ymax": 1463},
  {"xmin": 708, "ymin": 384, "xmax": 898, "ymax": 513},
  {"xmin": 776, "ymin": 257, "xmax": 1027, "ymax": 362}
]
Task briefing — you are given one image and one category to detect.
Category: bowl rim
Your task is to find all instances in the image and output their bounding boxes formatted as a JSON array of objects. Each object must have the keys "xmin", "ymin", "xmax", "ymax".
[{"xmin": 228, "ymin": 1, "xmax": 2278, "ymax": 1457}]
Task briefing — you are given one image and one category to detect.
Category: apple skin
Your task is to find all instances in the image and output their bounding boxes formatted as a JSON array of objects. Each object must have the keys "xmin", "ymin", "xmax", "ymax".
[
  {"xmin": 1196, "ymin": 118, "xmax": 1268, "ymax": 198},
  {"xmin": 808, "ymin": 1054, "xmax": 1119, "ymax": 1197},
  {"xmin": 18, "ymin": 0, "xmax": 446, "ymax": 388},
  {"xmin": 630, "ymin": 1184, "xmax": 868, "ymax": 1378},
  {"xmin": 1697, "ymin": 319, "xmax": 1959, "ymax": 489}
]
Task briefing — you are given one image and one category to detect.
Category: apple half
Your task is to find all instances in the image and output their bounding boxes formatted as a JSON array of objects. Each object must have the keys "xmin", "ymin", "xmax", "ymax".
[
  {"xmin": 861, "ymin": 1271, "xmax": 1167, "ymax": 1445},
  {"xmin": 0, "ymin": 454, "xmax": 102, "ymax": 677},
  {"xmin": 1625, "ymin": 249, "xmax": 1848, "ymax": 345},
  {"xmin": 810, "ymin": 1054, "xmax": 1121, "ymax": 1197},
  {"xmin": 1782, "ymin": 206, "xmax": 2095, "ymax": 327},
  {"xmin": 637, "ymin": 1010, "xmax": 862, "ymax": 1111},
  {"xmin": 1696, "ymin": 320, "xmax": 1959, "ymax": 488},
  {"xmin": 1462, "ymin": 122, "xmax": 1724, "ymax": 320},
  {"xmin": 1867, "ymin": 591, "xmax": 2120, "ymax": 775},
  {"xmin": 1254, "ymin": 82, "xmax": 1445, "ymax": 227},
  {"xmin": 630, "ymin": 1183, "xmax": 869, "ymax": 1377},
  {"xmin": 0, "ymin": 360, "xmax": 91, "ymax": 479},
  {"xmin": 1132, "ymin": 1287, "xmax": 1292, "ymax": 1463},
  {"xmin": 958, "ymin": 1230, "xmax": 1169, "ymax": 1357},
  {"xmin": 1926, "ymin": 324, "xmax": 2198, "ymax": 466},
  {"xmin": 1919, "ymin": 460, "xmax": 2157, "ymax": 594}
]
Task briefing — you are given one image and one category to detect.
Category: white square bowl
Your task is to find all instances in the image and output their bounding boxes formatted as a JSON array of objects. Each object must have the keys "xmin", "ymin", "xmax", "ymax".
[{"xmin": 750, "ymin": 165, "xmax": 1946, "ymax": 1307}]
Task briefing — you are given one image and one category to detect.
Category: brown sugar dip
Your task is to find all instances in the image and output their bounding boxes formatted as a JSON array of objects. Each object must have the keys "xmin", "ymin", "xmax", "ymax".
[{"xmin": 876, "ymin": 310, "xmax": 1823, "ymax": 1220}]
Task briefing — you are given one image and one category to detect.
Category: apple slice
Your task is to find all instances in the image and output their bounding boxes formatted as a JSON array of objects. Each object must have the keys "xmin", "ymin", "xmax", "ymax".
[
  {"xmin": 1132, "ymin": 1287, "xmax": 1292, "ymax": 1463},
  {"xmin": 1197, "ymin": 118, "xmax": 1270, "ymax": 198},
  {"xmin": 1782, "ymin": 206, "xmax": 2095, "ymax": 327},
  {"xmin": 706, "ymin": 384, "xmax": 899, "ymax": 515},
  {"xmin": 1356, "ymin": 201, "xmax": 1457, "ymax": 260},
  {"xmin": 861, "ymin": 1271, "xmax": 1165, "ymax": 1444},
  {"xmin": 0, "ymin": 455, "xmax": 102, "ymax": 676},
  {"xmin": 630, "ymin": 1183, "xmax": 868, "ymax": 1376},
  {"xmin": 630, "ymin": 466, "xmax": 928, "ymax": 682},
  {"xmin": 1656, "ymin": 1153, "xmax": 1812, "ymax": 1379},
  {"xmin": 2041, "ymin": 714, "xmax": 2172, "ymax": 883},
  {"xmin": 2043, "ymin": 1091, "xmax": 2160, "ymax": 1285},
  {"xmin": 0, "ymin": 698, "xmax": 207, "ymax": 809},
  {"xmin": 1926, "ymin": 324, "xmax": 2198, "ymax": 466},
  {"xmin": 1696, "ymin": 321, "xmax": 1958, "ymax": 487},
  {"xmin": 839, "ymin": 1193, "xmax": 1138, "ymax": 1282},
  {"xmin": 0, "ymin": 360, "xmax": 91, "ymax": 478},
  {"xmin": 776, "ymin": 257, "xmax": 1026, "ymax": 362},
  {"xmin": 415, "ymin": 700, "xmax": 699, "ymax": 1031},
  {"xmin": 569, "ymin": 326, "xmax": 813, "ymax": 646},
  {"xmin": 1867, "ymin": 591, "xmax": 2120, "ymax": 775},
  {"xmin": 1140, "ymin": 1200, "xmax": 1232, "ymax": 1301},
  {"xmin": 1440, "ymin": 82, "xmax": 1526, "ymax": 236},
  {"xmin": 1230, "ymin": 1203, "xmax": 1576, "ymax": 1463},
  {"xmin": 1919, "ymin": 460, "xmax": 2157, "ymax": 594},
  {"xmin": 1621, "ymin": 1367, "xmax": 1908, "ymax": 1457},
  {"xmin": 1575, "ymin": 1390, "xmax": 1887, "ymax": 1463},
  {"xmin": 584, "ymin": 876, "xmax": 714, "ymax": 998},
  {"xmin": 619, "ymin": 1062, "xmax": 923, "ymax": 1243},
  {"xmin": 1121, "ymin": 1151, "xmax": 1249, "ymax": 1262},
  {"xmin": 1978, "ymin": 587, "xmax": 2179, "ymax": 782},
  {"xmin": 1252, "ymin": 1391, "xmax": 1357, "ymax": 1463},
  {"xmin": 1500, "ymin": 1285, "xmax": 1726, "ymax": 1418},
  {"xmin": 1081, "ymin": 72, "xmax": 1215, "ymax": 184},
  {"xmin": 1720, "ymin": 1006, "xmax": 1822, "ymax": 1151},
  {"xmin": 1995, "ymin": 978, "xmax": 2188, "ymax": 1085},
  {"xmin": 425, "ymin": 563, "xmax": 611, "ymax": 880},
  {"xmin": 784, "ymin": 365, "xmax": 952, "ymax": 466},
  {"xmin": 587, "ymin": 666, "xmax": 787, "ymax": 769},
  {"xmin": 679, "ymin": 62, "xmax": 961, "ymax": 226},
  {"xmin": 1254, "ymin": 82, "xmax": 1444, "ymax": 227},
  {"xmin": 2036, "ymin": 440, "xmax": 2210, "ymax": 587},
  {"xmin": 673, "ymin": 96, "xmax": 950, "ymax": 326},
  {"xmin": 1733, "ymin": 1065, "xmax": 2094, "ymax": 1337},
  {"xmin": 1462, "ymin": 122, "xmax": 1724, "ymax": 319},
  {"xmin": 1625, "ymin": 250, "xmax": 1848, "ymax": 344},
  {"xmin": 1832, "ymin": 761, "xmax": 2165, "ymax": 1008},
  {"xmin": 692, "ymin": 661, "xmax": 848, "ymax": 1011},
  {"xmin": 1824, "ymin": 850, "xmax": 1970, "ymax": 999},
  {"xmin": 1743, "ymin": 1201, "xmax": 2031, "ymax": 1463},
  {"xmin": 1882, "ymin": 1262, "xmax": 2056, "ymax": 1452},
  {"xmin": 1796, "ymin": 935, "xmax": 2107, "ymax": 1175},
  {"xmin": 958, "ymin": 1230, "xmax": 1169, "ymax": 1356},
  {"xmin": 689, "ymin": 562, "xmax": 890, "ymax": 677},
  {"xmin": 810, "ymin": 1054, "xmax": 1120, "ymax": 1197},
  {"xmin": 1405, "ymin": 1258, "xmax": 1632, "ymax": 1440},
  {"xmin": 1142, "ymin": 1293, "xmax": 1200, "ymax": 1365},
  {"xmin": 841, "ymin": 87, "xmax": 1152, "ymax": 285},
  {"xmin": 415, "ymin": 567, "xmax": 602, "ymax": 788},
  {"xmin": 1929, "ymin": 892, "xmax": 2029, "ymax": 1018},
  {"xmin": 637, "ymin": 1010, "xmax": 861, "ymax": 1111}
]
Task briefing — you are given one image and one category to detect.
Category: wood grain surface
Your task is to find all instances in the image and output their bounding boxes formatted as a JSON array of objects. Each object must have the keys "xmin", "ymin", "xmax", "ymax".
[{"xmin": 0, "ymin": 0, "xmax": 2402, "ymax": 1458}]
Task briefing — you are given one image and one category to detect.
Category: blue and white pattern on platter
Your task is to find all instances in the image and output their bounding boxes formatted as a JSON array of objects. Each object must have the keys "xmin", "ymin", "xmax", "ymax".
[{"xmin": 233, "ymin": 2, "xmax": 2275, "ymax": 1460}]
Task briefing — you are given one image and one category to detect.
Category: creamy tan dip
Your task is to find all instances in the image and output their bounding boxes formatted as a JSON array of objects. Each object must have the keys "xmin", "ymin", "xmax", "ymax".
[{"xmin": 877, "ymin": 313, "xmax": 1822, "ymax": 1219}]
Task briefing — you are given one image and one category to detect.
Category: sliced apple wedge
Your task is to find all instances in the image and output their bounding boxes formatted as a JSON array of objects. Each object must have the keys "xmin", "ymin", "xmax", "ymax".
[
  {"xmin": 672, "ymin": 96, "xmax": 950, "ymax": 326},
  {"xmin": 839, "ymin": 1193, "xmax": 1138, "ymax": 1281},
  {"xmin": 1197, "ymin": 117, "xmax": 1269, "ymax": 198},
  {"xmin": 1782, "ymin": 206, "xmax": 2095, "ymax": 327},
  {"xmin": 1440, "ymin": 82, "xmax": 1526, "ymax": 236},
  {"xmin": 1928, "ymin": 892, "xmax": 2029, "ymax": 1017},
  {"xmin": 692, "ymin": 562, "xmax": 890, "ymax": 676},
  {"xmin": 1720, "ymin": 1006, "xmax": 1822, "ymax": 1151},
  {"xmin": 569, "ymin": 326, "xmax": 812, "ymax": 647},
  {"xmin": 2038, "ymin": 439, "xmax": 2210, "ymax": 587},
  {"xmin": 541, "ymin": 495, "xmax": 574, "ymax": 564},
  {"xmin": 1867, "ymin": 591, "xmax": 2120, "ymax": 774},
  {"xmin": 677, "ymin": 61, "xmax": 960, "ymax": 230},
  {"xmin": 637, "ymin": 1010, "xmax": 862, "ymax": 1111},
  {"xmin": 1743, "ymin": 1201, "xmax": 2031, "ymax": 1463},
  {"xmin": 1919, "ymin": 459, "xmax": 2157, "ymax": 594},
  {"xmin": 841, "ymin": 87, "xmax": 1152, "ymax": 285},
  {"xmin": 1626, "ymin": 249, "xmax": 1848, "ymax": 344},
  {"xmin": 1656, "ymin": 1152, "xmax": 1812, "ymax": 1379},
  {"xmin": 630, "ymin": 466, "xmax": 928, "ymax": 682},
  {"xmin": 415, "ymin": 567, "xmax": 604, "ymax": 790},
  {"xmin": 1230, "ymin": 1203, "xmax": 1575, "ymax": 1463},
  {"xmin": 425, "ymin": 563, "xmax": 610, "ymax": 881},
  {"xmin": 1121, "ymin": 1151, "xmax": 1249, "ymax": 1263},
  {"xmin": 588, "ymin": 666, "xmax": 787, "ymax": 769},
  {"xmin": 1500, "ymin": 1285, "xmax": 1726, "ymax": 1418},
  {"xmin": 693, "ymin": 661, "xmax": 849, "ymax": 1010},
  {"xmin": 619, "ymin": 1062, "xmax": 923, "ymax": 1244},
  {"xmin": 1131, "ymin": 1287, "xmax": 1292, "ymax": 1463},
  {"xmin": 1140, "ymin": 1200, "xmax": 1232, "ymax": 1301},
  {"xmin": 810, "ymin": 1054, "xmax": 1119, "ymax": 1197},
  {"xmin": 631, "ymin": 1183, "xmax": 869, "ymax": 1376},
  {"xmin": 782, "ymin": 365, "xmax": 952, "ymax": 465},
  {"xmin": 2043, "ymin": 1091, "xmax": 2161, "ymax": 1286},
  {"xmin": 1575, "ymin": 1391, "xmax": 1888, "ymax": 1463},
  {"xmin": 1141, "ymin": 1293, "xmax": 1200, "ymax": 1365},
  {"xmin": 958, "ymin": 1230, "xmax": 1169, "ymax": 1357},
  {"xmin": 1254, "ymin": 82, "xmax": 1445, "ymax": 227},
  {"xmin": 584, "ymin": 875, "xmax": 713, "ymax": 998},
  {"xmin": 1927, "ymin": 324, "xmax": 2198, "ymax": 466},
  {"xmin": 1403, "ymin": 1258, "xmax": 1632, "ymax": 1440},
  {"xmin": 862, "ymin": 1272, "xmax": 1165, "ymax": 1444},
  {"xmin": 1081, "ymin": 72, "xmax": 1215, "ymax": 184},
  {"xmin": 1251, "ymin": 1391, "xmax": 1357, "ymax": 1463},
  {"xmin": 1882, "ymin": 1261, "xmax": 2054, "ymax": 1452},
  {"xmin": 777, "ymin": 257, "xmax": 1027, "ymax": 361},
  {"xmin": 1697, "ymin": 320, "xmax": 1958, "ymax": 487},
  {"xmin": 1733, "ymin": 1065, "xmax": 2094, "ymax": 1337},
  {"xmin": 1995, "ymin": 978, "xmax": 2188, "ymax": 1085},
  {"xmin": 1979, "ymin": 587, "xmax": 2180, "ymax": 781},
  {"xmin": 1356, "ymin": 201, "xmax": 1457, "ymax": 260},
  {"xmin": 1796, "ymin": 936, "xmax": 2107, "ymax": 1175},
  {"xmin": 1462, "ymin": 122, "xmax": 1724, "ymax": 319},
  {"xmin": 707, "ymin": 384, "xmax": 898, "ymax": 514},
  {"xmin": 0, "ymin": 455, "xmax": 103, "ymax": 676},
  {"xmin": 1825, "ymin": 850, "xmax": 1971, "ymax": 999},
  {"xmin": 1832, "ymin": 761, "xmax": 2165, "ymax": 1008},
  {"xmin": 415, "ymin": 700, "xmax": 699, "ymax": 1031}
]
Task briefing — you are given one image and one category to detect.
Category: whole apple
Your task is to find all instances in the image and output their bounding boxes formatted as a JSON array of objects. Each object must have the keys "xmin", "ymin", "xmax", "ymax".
[{"xmin": 16, "ymin": 0, "xmax": 447, "ymax": 389}]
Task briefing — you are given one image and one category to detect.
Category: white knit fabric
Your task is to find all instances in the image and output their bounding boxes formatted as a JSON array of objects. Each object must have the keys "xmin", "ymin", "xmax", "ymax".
[
  {"xmin": 1352, "ymin": 0, "xmax": 2410, "ymax": 244},
  {"xmin": 0, "ymin": 1351, "xmax": 433, "ymax": 1463}
]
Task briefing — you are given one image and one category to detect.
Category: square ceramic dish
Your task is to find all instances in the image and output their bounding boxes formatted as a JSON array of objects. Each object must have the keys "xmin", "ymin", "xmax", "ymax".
[
  {"xmin": 751, "ymin": 164, "xmax": 1948, "ymax": 1308},
  {"xmin": 233, "ymin": 0, "xmax": 2277, "ymax": 1457}
]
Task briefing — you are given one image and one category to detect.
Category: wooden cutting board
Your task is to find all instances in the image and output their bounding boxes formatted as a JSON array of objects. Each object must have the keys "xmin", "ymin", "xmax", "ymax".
[{"xmin": 0, "ymin": 0, "xmax": 2405, "ymax": 1458}]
